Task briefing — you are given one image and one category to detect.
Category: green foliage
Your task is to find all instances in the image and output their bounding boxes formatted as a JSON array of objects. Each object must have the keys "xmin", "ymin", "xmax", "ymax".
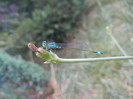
[
  {"xmin": 0, "ymin": 0, "xmax": 87, "ymax": 54},
  {"xmin": 0, "ymin": 50, "xmax": 48, "ymax": 90}
]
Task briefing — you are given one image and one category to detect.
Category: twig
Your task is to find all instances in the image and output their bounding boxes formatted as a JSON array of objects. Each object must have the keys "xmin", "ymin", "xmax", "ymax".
[{"xmin": 58, "ymin": 56, "xmax": 133, "ymax": 63}]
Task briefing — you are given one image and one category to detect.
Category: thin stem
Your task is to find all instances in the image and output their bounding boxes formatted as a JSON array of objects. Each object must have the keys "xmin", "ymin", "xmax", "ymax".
[
  {"xmin": 106, "ymin": 26, "xmax": 133, "ymax": 65},
  {"xmin": 58, "ymin": 56, "xmax": 133, "ymax": 63}
]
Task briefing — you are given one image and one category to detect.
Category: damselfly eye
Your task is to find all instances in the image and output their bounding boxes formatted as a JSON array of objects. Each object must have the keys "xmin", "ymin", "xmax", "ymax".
[{"xmin": 42, "ymin": 41, "xmax": 47, "ymax": 47}]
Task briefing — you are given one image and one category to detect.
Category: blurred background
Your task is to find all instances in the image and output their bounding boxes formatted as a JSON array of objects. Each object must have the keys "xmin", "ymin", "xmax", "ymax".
[{"xmin": 0, "ymin": 0, "xmax": 133, "ymax": 99}]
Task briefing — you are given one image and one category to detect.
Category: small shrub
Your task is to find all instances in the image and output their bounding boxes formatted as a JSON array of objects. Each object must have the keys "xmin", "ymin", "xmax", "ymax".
[{"xmin": 0, "ymin": 50, "xmax": 48, "ymax": 89}]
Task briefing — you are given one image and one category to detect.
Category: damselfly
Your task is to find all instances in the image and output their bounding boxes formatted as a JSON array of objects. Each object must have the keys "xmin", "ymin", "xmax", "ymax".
[{"xmin": 42, "ymin": 41, "xmax": 103, "ymax": 55}]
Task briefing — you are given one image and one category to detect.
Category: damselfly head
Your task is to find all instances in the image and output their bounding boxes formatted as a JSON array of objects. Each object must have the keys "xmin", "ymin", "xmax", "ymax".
[{"xmin": 42, "ymin": 41, "xmax": 47, "ymax": 47}]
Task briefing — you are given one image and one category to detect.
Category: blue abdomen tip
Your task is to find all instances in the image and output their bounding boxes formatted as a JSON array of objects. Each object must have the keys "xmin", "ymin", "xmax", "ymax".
[{"xmin": 96, "ymin": 52, "xmax": 103, "ymax": 55}]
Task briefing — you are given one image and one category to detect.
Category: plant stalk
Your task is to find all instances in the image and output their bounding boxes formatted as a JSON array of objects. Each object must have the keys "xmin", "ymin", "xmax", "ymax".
[{"xmin": 58, "ymin": 56, "xmax": 133, "ymax": 63}]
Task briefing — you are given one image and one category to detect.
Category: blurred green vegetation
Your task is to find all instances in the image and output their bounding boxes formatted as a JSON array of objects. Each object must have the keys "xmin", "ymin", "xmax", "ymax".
[
  {"xmin": 0, "ymin": 50, "xmax": 48, "ymax": 89},
  {"xmin": 0, "ymin": 50, "xmax": 49, "ymax": 99},
  {"xmin": 0, "ymin": 0, "xmax": 88, "ymax": 98},
  {"xmin": 0, "ymin": 0, "xmax": 133, "ymax": 99},
  {"xmin": 0, "ymin": 0, "xmax": 87, "ymax": 54}
]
